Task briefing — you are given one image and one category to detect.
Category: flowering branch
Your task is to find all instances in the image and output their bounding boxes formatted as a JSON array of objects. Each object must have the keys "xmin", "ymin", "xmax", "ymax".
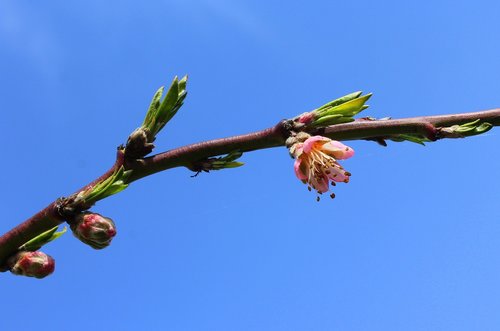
[
  {"xmin": 0, "ymin": 151, "xmax": 125, "ymax": 272},
  {"xmin": 127, "ymin": 108, "xmax": 499, "ymax": 182},
  {"xmin": 0, "ymin": 76, "xmax": 498, "ymax": 276}
]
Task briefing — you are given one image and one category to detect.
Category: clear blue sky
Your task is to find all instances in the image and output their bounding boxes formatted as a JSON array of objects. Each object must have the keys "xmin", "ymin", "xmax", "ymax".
[{"xmin": 1, "ymin": 1, "xmax": 499, "ymax": 330}]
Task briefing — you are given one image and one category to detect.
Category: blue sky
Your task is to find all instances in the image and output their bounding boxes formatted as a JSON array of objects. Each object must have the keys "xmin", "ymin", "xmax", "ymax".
[{"xmin": 1, "ymin": 0, "xmax": 499, "ymax": 330}]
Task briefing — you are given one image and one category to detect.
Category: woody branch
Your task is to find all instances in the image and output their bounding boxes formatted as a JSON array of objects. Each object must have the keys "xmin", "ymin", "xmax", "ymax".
[{"xmin": 1, "ymin": 108, "xmax": 499, "ymax": 269}]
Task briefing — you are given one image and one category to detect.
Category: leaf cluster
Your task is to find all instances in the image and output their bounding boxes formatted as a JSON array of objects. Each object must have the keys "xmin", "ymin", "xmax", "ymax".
[
  {"xmin": 142, "ymin": 76, "xmax": 188, "ymax": 138},
  {"xmin": 81, "ymin": 166, "xmax": 131, "ymax": 205},
  {"xmin": 310, "ymin": 91, "xmax": 372, "ymax": 127}
]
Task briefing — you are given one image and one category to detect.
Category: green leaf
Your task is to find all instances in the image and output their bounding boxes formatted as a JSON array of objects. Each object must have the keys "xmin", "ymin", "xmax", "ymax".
[
  {"xmin": 311, "ymin": 114, "xmax": 343, "ymax": 126},
  {"xmin": 143, "ymin": 86, "xmax": 165, "ymax": 129},
  {"xmin": 306, "ymin": 92, "xmax": 372, "ymax": 129},
  {"xmin": 223, "ymin": 151, "xmax": 243, "ymax": 161},
  {"xmin": 316, "ymin": 91, "xmax": 363, "ymax": 111},
  {"xmin": 194, "ymin": 151, "xmax": 245, "ymax": 172},
  {"xmin": 162, "ymin": 77, "xmax": 180, "ymax": 113},
  {"xmin": 396, "ymin": 134, "xmax": 428, "ymax": 145},
  {"xmin": 99, "ymin": 183, "xmax": 128, "ymax": 199},
  {"xmin": 154, "ymin": 77, "xmax": 179, "ymax": 133},
  {"xmin": 476, "ymin": 122, "xmax": 493, "ymax": 133},
  {"xmin": 85, "ymin": 173, "xmax": 116, "ymax": 202},
  {"xmin": 20, "ymin": 226, "xmax": 67, "ymax": 251},
  {"xmin": 328, "ymin": 93, "xmax": 372, "ymax": 116},
  {"xmin": 455, "ymin": 120, "xmax": 493, "ymax": 136},
  {"xmin": 138, "ymin": 75, "xmax": 188, "ymax": 142},
  {"xmin": 178, "ymin": 75, "xmax": 188, "ymax": 93},
  {"xmin": 82, "ymin": 166, "xmax": 130, "ymax": 204},
  {"xmin": 441, "ymin": 120, "xmax": 493, "ymax": 138},
  {"xmin": 222, "ymin": 162, "xmax": 244, "ymax": 168}
]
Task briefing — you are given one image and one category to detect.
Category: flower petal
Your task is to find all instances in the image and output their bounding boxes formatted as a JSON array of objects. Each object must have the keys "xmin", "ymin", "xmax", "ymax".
[
  {"xmin": 328, "ymin": 167, "xmax": 349, "ymax": 182},
  {"xmin": 321, "ymin": 141, "xmax": 355, "ymax": 160},
  {"xmin": 302, "ymin": 136, "xmax": 329, "ymax": 153},
  {"xmin": 311, "ymin": 174, "xmax": 329, "ymax": 193},
  {"xmin": 294, "ymin": 158, "xmax": 308, "ymax": 180}
]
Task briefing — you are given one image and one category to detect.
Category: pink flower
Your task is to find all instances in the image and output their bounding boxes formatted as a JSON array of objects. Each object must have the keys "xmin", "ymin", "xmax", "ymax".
[{"xmin": 292, "ymin": 136, "xmax": 354, "ymax": 196}]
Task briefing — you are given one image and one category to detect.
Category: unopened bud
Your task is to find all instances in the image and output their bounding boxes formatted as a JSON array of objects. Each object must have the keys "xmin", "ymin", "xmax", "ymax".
[
  {"xmin": 8, "ymin": 251, "xmax": 55, "ymax": 279},
  {"xmin": 297, "ymin": 111, "xmax": 316, "ymax": 124},
  {"xmin": 124, "ymin": 127, "xmax": 154, "ymax": 159},
  {"xmin": 70, "ymin": 212, "xmax": 117, "ymax": 249}
]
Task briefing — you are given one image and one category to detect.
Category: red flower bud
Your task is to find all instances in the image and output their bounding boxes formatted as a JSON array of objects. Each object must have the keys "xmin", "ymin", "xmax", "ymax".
[
  {"xmin": 70, "ymin": 212, "xmax": 117, "ymax": 249},
  {"xmin": 9, "ymin": 251, "xmax": 55, "ymax": 279}
]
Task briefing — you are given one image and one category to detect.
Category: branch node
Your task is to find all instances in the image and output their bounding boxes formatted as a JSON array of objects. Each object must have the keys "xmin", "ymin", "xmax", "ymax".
[
  {"xmin": 56, "ymin": 196, "xmax": 93, "ymax": 221},
  {"xmin": 279, "ymin": 119, "xmax": 296, "ymax": 139},
  {"xmin": 421, "ymin": 122, "xmax": 438, "ymax": 141}
]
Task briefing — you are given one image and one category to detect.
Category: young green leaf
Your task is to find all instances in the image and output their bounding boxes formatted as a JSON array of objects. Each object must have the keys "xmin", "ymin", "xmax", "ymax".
[
  {"xmin": 316, "ymin": 91, "xmax": 363, "ymax": 111},
  {"xmin": 326, "ymin": 93, "xmax": 372, "ymax": 116},
  {"xmin": 19, "ymin": 226, "xmax": 67, "ymax": 251},
  {"xmin": 143, "ymin": 86, "xmax": 165, "ymax": 130}
]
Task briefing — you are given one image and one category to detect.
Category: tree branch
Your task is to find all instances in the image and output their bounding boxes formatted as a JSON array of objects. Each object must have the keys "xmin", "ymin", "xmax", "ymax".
[
  {"xmin": 1, "ymin": 108, "xmax": 499, "ymax": 269},
  {"xmin": 127, "ymin": 108, "xmax": 500, "ymax": 182}
]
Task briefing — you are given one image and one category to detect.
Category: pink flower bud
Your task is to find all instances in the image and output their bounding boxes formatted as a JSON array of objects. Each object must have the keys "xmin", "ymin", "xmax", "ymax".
[
  {"xmin": 297, "ymin": 112, "xmax": 315, "ymax": 124},
  {"xmin": 9, "ymin": 251, "xmax": 55, "ymax": 279},
  {"xmin": 70, "ymin": 212, "xmax": 117, "ymax": 249}
]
